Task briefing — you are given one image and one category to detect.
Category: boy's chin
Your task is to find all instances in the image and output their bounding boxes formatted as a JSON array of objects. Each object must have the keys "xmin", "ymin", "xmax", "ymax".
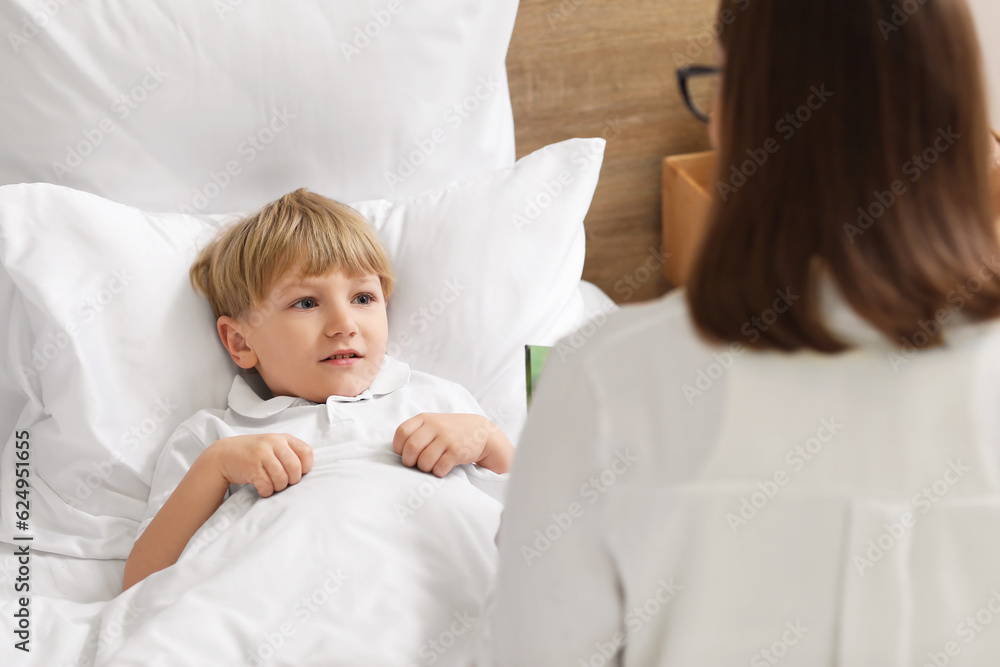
[
  {"xmin": 317, "ymin": 378, "xmax": 375, "ymax": 401},
  {"xmin": 294, "ymin": 357, "xmax": 384, "ymax": 401}
]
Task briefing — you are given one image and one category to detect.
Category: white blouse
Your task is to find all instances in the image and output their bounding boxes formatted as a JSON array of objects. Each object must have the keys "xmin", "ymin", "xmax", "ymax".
[{"xmin": 482, "ymin": 278, "xmax": 1000, "ymax": 666}]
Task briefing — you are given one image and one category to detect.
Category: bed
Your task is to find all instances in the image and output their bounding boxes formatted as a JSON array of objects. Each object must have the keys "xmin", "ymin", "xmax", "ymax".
[{"xmin": 0, "ymin": 1, "xmax": 719, "ymax": 664}]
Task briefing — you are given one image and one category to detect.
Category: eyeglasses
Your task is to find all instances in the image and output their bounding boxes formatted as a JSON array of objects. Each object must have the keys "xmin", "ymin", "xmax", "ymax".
[{"xmin": 677, "ymin": 65, "xmax": 722, "ymax": 124}]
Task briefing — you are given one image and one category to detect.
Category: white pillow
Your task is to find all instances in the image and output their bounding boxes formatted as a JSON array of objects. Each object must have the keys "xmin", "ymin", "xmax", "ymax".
[
  {"xmin": 0, "ymin": 138, "xmax": 605, "ymax": 559},
  {"xmin": 0, "ymin": 0, "xmax": 520, "ymax": 514},
  {"xmin": 0, "ymin": 0, "xmax": 518, "ymax": 210}
]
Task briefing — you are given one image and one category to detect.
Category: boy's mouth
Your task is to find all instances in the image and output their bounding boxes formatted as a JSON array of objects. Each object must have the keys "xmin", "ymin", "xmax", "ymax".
[{"xmin": 321, "ymin": 350, "xmax": 362, "ymax": 361}]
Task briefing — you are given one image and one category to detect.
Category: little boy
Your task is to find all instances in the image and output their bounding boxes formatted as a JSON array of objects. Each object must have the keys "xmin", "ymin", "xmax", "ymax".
[{"xmin": 122, "ymin": 188, "xmax": 514, "ymax": 591}]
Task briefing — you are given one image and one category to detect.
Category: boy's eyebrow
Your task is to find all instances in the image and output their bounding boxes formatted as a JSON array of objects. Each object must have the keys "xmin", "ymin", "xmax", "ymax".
[
  {"xmin": 271, "ymin": 277, "xmax": 308, "ymax": 298},
  {"xmin": 274, "ymin": 273, "xmax": 380, "ymax": 295}
]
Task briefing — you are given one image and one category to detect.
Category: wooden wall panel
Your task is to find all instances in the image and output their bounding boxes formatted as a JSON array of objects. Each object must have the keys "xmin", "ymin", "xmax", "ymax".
[{"xmin": 506, "ymin": 0, "xmax": 720, "ymax": 303}]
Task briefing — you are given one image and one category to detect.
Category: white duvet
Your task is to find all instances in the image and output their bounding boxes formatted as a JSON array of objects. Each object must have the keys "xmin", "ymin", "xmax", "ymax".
[{"xmin": 91, "ymin": 443, "xmax": 503, "ymax": 667}]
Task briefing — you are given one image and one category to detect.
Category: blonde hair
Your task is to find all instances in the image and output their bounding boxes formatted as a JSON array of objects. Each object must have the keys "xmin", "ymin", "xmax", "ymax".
[{"xmin": 190, "ymin": 188, "xmax": 394, "ymax": 321}]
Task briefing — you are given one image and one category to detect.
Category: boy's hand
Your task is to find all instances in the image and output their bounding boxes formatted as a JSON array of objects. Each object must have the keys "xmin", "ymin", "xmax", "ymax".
[
  {"xmin": 205, "ymin": 433, "xmax": 314, "ymax": 498},
  {"xmin": 393, "ymin": 413, "xmax": 513, "ymax": 477}
]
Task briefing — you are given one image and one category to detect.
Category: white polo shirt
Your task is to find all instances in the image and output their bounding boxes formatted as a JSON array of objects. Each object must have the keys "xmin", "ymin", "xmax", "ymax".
[
  {"xmin": 484, "ymin": 275, "xmax": 1000, "ymax": 666},
  {"xmin": 134, "ymin": 355, "xmax": 506, "ymax": 544}
]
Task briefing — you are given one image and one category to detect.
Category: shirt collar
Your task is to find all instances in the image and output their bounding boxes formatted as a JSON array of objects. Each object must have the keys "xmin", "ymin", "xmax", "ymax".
[
  {"xmin": 227, "ymin": 354, "xmax": 411, "ymax": 419},
  {"xmin": 815, "ymin": 264, "xmax": 974, "ymax": 348}
]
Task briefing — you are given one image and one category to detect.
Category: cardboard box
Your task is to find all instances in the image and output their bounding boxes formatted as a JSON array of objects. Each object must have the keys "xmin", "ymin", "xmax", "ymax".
[
  {"xmin": 661, "ymin": 151, "xmax": 715, "ymax": 286},
  {"xmin": 662, "ymin": 131, "xmax": 1000, "ymax": 287}
]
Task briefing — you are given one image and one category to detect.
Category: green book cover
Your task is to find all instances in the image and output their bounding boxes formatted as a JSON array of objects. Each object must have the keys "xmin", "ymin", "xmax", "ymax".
[{"xmin": 525, "ymin": 344, "xmax": 551, "ymax": 407}]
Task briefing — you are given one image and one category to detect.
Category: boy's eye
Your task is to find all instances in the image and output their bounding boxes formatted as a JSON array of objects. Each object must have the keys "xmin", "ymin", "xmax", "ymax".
[
  {"xmin": 293, "ymin": 298, "xmax": 317, "ymax": 310},
  {"xmin": 353, "ymin": 293, "xmax": 375, "ymax": 305}
]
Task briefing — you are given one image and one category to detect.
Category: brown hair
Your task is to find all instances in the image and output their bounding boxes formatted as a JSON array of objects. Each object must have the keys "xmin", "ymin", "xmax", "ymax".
[
  {"xmin": 190, "ymin": 188, "xmax": 394, "ymax": 321},
  {"xmin": 686, "ymin": 0, "xmax": 1000, "ymax": 352}
]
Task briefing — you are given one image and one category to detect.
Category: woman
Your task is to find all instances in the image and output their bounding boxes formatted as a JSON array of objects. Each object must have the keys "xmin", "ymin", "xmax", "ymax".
[{"xmin": 484, "ymin": 0, "xmax": 1000, "ymax": 664}]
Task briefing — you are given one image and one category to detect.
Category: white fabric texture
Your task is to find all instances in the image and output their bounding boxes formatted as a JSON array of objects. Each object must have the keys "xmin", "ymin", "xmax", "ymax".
[
  {"xmin": 93, "ymin": 355, "xmax": 504, "ymax": 666},
  {"xmin": 0, "ymin": 138, "xmax": 602, "ymax": 560},
  {"xmin": 483, "ymin": 277, "xmax": 1000, "ymax": 666},
  {"xmin": 0, "ymin": 0, "xmax": 518, "ymax": 210},
  {"xmin": 0, "ymin": 541, "xmax": 123, "ymax": 667}
]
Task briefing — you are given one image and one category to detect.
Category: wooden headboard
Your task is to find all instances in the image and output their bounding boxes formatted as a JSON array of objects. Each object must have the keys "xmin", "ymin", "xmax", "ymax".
[{"xmin": 506, "ymin": 0, "xmax": 719, "ymax": 304}]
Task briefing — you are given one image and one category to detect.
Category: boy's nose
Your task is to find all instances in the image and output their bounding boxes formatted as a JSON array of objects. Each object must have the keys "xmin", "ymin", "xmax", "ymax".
[{"xmin": 324, "ymin": 305, "xmax": 359, "ymax": 337}]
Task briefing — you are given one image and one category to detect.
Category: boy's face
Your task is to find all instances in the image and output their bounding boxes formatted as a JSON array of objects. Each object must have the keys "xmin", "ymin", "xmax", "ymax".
[{"xmin": 218, "ymin": 267, "xmax": 389, "ymax": 402}]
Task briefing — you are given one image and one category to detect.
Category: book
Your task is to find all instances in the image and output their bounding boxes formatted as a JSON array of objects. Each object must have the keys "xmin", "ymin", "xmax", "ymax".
[{"xmin": 524, "ymin": 344, "xmax": 551, "ymax": 407}]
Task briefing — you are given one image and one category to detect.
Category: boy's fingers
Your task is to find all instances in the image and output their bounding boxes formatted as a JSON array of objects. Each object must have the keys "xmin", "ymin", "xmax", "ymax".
[
  {"xmin": 415, "ymin": 438, "xmax": 447, "ymax": 474},
  {"xmin": 399, "ymin": 426, "xmax": 436, "ymax": 468},
  {"xmin": 431, "ymin": 453, "xmax": 457, "ymax": 478},
  {"xmin": 261, "ymin": 454, "xmax": 289, "ymax": 492},
  {"xmin": 284, "ymin": 435, "xmax": 314, "ymax": 474},
  {"xmin": 252, "ymin": 470, "xmax": 275, "ymax": 498},
  {"xmin": 393, "ymin": 415, "xmax": 425, "ymax": 455},
  {"xmin": 274, "ymin": 444, "xmax": 303, "ymax": 485}
]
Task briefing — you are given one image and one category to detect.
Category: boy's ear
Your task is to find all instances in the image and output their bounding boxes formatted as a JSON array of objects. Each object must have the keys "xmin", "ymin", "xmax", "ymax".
[{"xmin": 217, "ymin": 316, "xmax": 259, "ymax": 369}]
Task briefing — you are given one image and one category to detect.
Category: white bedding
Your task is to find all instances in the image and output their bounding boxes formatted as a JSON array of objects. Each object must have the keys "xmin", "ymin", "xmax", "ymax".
[
  {"xmin": 2, "ymin": 448, "xmax": 501, "ymax": 667},
  {"xmin": 0, "ymin": 280, "xmax": 617, "ymax": 667},
  {"xmin": 94, "ymin": 443, "xmax": 502, "ymax": 667}
]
